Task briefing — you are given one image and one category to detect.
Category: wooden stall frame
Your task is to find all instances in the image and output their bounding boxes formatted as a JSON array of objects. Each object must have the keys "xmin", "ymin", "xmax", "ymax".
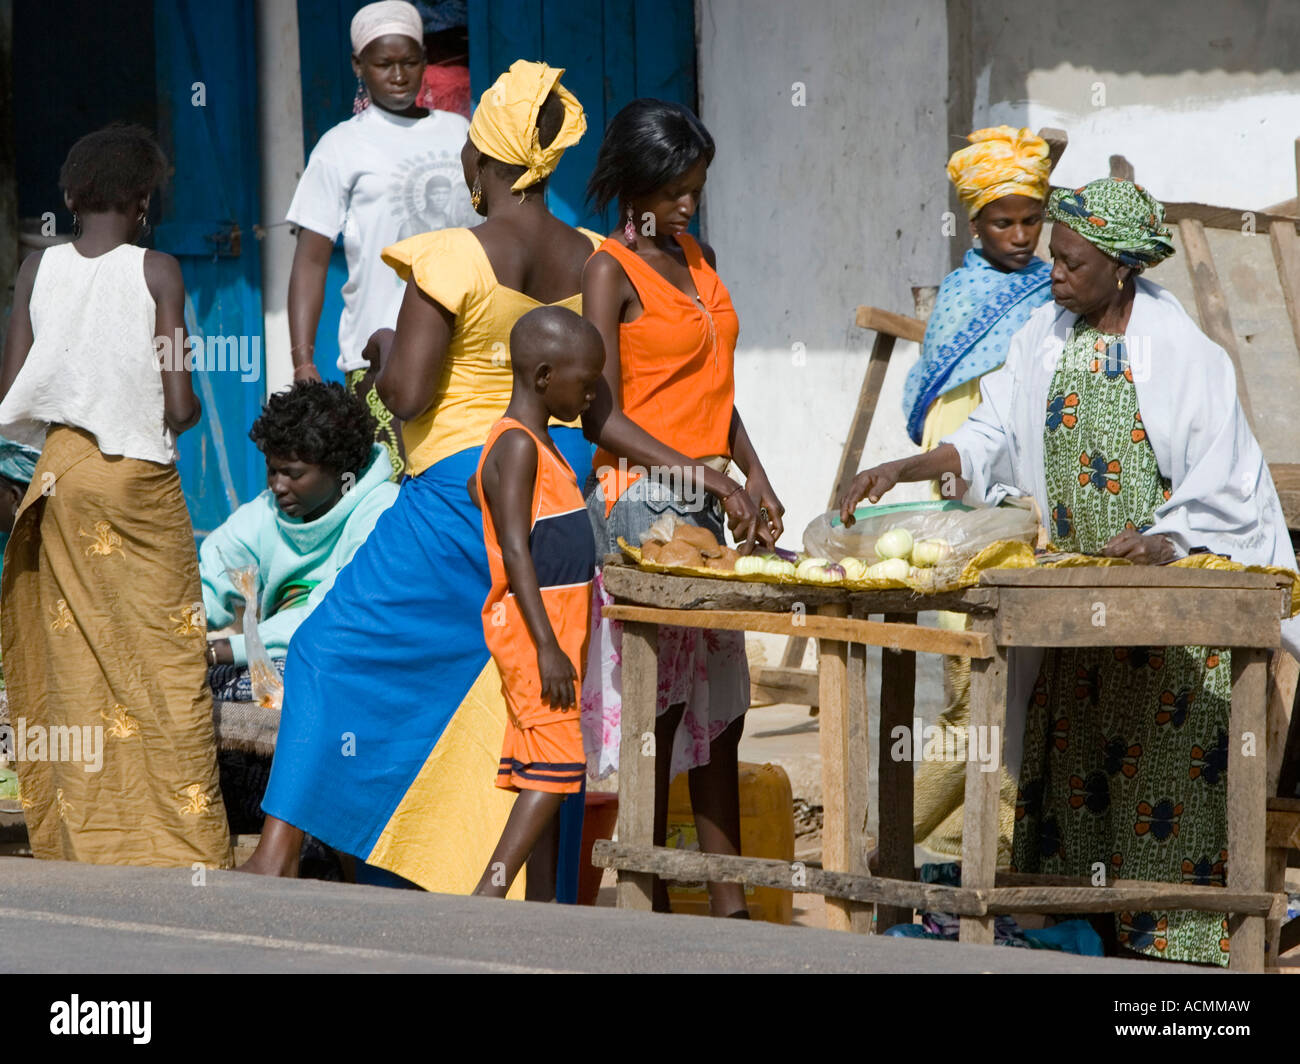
[{"xmin": 596, "ymin": 563, "xmax": 1292, "ymax": 970}]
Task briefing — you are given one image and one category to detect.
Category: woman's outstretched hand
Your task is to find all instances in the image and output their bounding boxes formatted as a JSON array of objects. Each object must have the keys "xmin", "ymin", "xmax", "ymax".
[
  {"xmin": 1101, "ymin": 529, "xmax": 1177, "ymax": 565},
  {"xmin": 839, "ymin": 463, "xmax": 901, "ymax": 526}
]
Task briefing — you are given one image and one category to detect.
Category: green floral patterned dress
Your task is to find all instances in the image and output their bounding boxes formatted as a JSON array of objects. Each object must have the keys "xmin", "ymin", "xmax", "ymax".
[{"xmin": 1011, "ymin": 323, "xmax": 1232, "ymax": 966}]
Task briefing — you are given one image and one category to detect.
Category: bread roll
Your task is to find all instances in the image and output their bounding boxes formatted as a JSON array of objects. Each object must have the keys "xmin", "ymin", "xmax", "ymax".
[
  {"xmin": 640, "ymin": 541, "xmax": 663, "ymax": 563},
  {"xmin": 672, "ymin": 524, "xmax": 720, "ymax": 552},
  {"xmin": 658, "ymin": 540, "xmax": 706, "ymax": 568}
]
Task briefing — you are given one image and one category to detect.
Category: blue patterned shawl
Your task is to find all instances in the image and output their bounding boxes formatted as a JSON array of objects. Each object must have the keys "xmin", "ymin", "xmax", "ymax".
[{"xmin": 902, "ymin": 249, "xmax": 1053, "ymax": 444}]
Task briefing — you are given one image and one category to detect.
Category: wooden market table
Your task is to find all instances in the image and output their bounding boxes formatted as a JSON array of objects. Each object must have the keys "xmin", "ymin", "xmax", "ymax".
[{"xmin": 591, "ymin": 560, "xmax": 1293, "ymax": 971}]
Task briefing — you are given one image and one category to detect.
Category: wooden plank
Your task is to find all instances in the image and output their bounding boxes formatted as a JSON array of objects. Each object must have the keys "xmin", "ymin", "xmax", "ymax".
[
  {"xmin": 1164, "ymin": 201, "xmax": 1299, "ymax": 231},
  {"xmin": 601, "ymin": 563, "xmax": 998, "ymax": 615},
  {"xmin": 1269, "ymin": 462, "xmax": 1300, "ymax": 531},
  {"xmin": 845, "ymin": 641, "xmax": 873, "ymax": 933},
  {"xmin": 831, "ymin": 328, "xmax": 897, "ymax": 506},
  {"xmin": 1266, "ymin": 809, "xmax": 1300, "ymax": 849},
  {"xmin": 614, "ymin": 621, "xmax": 657, "ymax": 910},
  {"xmin": 818, "ymin": 603, "xmax": 854, "ymax": 932},
  {"xmin": 1269, "ymin": 796, "xmax": 1300, "ymax": 812},
  {"xmin": 979, "ymin": 566, "xmax": 1288, "ymax": 590},
  {"xmin": 1041, "ymin": 127, "xmax": 1068, "ymax": 173},
  {"xmin": 1267, "ymin": 845, "xmax": 1289, "ymax": 964},
  {"xmin": 993, "ymin": 587, "xmax": 1284, "ymax": 650},
  {"xmin": 1227, "ymin": 647, "xmax": 1269, "ymax": 972},
  {"xmin": 1178, "ymin": 217, "xmax": 1256, "ymax": 430},
  {"xmin": 749, "ymin": 665, "xmax": 819, "ymax": 708},
  {"xmin": 876, "ymin": 617, "xmax": 916, "ymax": 932},
  {"xmin": 1268, "ymin": 219, "xmax": 1300, "ymax": 358},
  {"xmin": 854, "ymin": 305, "xmax": 927, "ymax": 345},
  {"xmin": 1267, "ymin": 651, "xmax": 1299, "ymax": 795},
  {"xmin": 984, "ymin": 886, "xmax": 1275, "ymax": 917},
  {"xmin": 959, "ymin": 616, "xmax": 1005, "ymax": 945},
  {"xmin": 591, "ymin": 841, "xmax": 989, "ymax": 914},
  {"xmin": 601, "ymin": 605, "xmax": 994, "ymax": 657}
]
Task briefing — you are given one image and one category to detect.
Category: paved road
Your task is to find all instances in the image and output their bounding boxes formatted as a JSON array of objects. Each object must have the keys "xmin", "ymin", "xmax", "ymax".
[{"xmin": 0, "ymin": 857, "xmax": 1205, "ymax": 973}]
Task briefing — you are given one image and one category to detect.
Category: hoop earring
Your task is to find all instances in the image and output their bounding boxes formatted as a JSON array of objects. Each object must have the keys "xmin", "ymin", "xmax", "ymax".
[
  {"xmin": 470, "ymin": 174, "xmax": 482, "ymax": 211},
  {"xmin": 623, "ymin": 204, "xmax": 637, "ymax": 246},
  {"xmin": 137, "ymin": 212, "xmax": 151, "ymax": 238},
  {"xmin": 72, "ymin": 211, "xmax": 81, "ymax": 238},
  {"xmin": 352, "ymin": 74, "xmax": 370, "ymax": 115}
]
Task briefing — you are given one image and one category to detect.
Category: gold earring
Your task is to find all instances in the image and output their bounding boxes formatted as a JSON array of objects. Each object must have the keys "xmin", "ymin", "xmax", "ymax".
[
  {"xmin": 1116, "ymin": 276, "xmax": 1124, "ymax": 290},
  {"xmin": 470, "ymin": 175, "xmax": 482, "ymax": 211}
]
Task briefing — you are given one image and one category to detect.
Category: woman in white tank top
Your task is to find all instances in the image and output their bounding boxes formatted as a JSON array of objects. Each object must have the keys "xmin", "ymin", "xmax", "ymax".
[{"xmin": 0, "ymin": 125, "xmax": 232, "ymax": 868}]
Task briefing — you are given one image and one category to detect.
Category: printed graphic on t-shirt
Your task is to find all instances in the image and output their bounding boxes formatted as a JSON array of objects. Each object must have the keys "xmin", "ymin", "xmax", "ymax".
[{"xmin": 392, "ymin": 149, "xmax": 476, "ymax": 240}]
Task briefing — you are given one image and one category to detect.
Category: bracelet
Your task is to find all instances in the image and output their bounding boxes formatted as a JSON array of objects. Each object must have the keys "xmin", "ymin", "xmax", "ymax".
[
  {"xmin": 291, "ymin": 343, "xmax": 315, "ymax": 356},
  {"xmin": 206, "ymin": 643, "xmax": 217, "ymax": 666},
  {"xmin": 721, "ymin": 483, "xmax": 744, "ymax": 504}
]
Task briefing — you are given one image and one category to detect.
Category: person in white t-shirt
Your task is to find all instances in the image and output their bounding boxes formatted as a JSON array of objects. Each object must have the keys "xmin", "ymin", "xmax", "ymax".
[{"xmin": 285, "ymin": 0, "xmax": 473, "ymax": 479}]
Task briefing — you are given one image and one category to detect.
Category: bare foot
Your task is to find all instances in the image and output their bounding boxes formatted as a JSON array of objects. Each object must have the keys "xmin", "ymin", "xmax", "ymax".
[{"xmin": 235, "ymin": 816, "xmax": 302, "ymax": 877}]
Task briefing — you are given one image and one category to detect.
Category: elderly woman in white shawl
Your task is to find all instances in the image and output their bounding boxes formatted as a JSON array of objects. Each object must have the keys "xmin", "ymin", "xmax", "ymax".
[{"xmin": 840, "ymin": 177, "xmax": 1298, "ymax": 966}]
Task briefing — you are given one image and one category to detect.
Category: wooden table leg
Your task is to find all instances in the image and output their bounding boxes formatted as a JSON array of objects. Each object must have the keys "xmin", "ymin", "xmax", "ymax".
[
  {"xmin": 1228, "ymin": 646, "xmax": 1268, "ymax": 971},
  {"xmin": 615, "ymin": 620, "xmax": 657, "ymax": 910},
  {"xmin": 959, "ymin": 618, "xmax": 1005, "ymax": 945},
  {"xmin": 846, "ymin": 639, "xmax": 872, "ymax": 933},
  {"xmin": 817, "ymin": 603, "xmax": 857, "ymax": 931},
  {"xmin": 876, "ymin": 613, "xmax": 916, "ymax": 933}
]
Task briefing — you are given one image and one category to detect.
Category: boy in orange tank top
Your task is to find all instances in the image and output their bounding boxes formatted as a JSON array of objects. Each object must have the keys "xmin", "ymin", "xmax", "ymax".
[{"xmin": 471, "ymin": 307, "xmax": 605, "ymax": 899}]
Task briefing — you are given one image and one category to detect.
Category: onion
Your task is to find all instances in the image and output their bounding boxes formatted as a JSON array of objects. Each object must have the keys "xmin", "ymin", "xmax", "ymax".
[
  {"xmin": 839, "ymin": 557, "xmax": 870, "ymax": 581},
  {"xmin": 874, "ymin": 528, "xmax": 914, "ymax": 561},
  {"xmin": 824, "ymin": 563, "xmax": 846, "ymax": 581},
  {"xmin": 795, "ymin": 557, "xmax": 831, "ymax": 579},
  {"xmin": 867, "ymin": 558, "xmax": 910, "ymax": 582},
  {"xmin": 735, "ymin": 555, "xmax": 767, "ymax": 575},
  {"xmin": 910, "ymin": 539, "xmax": 952, "ymax": 568},
  {"xmin": 762, "ymin": 558, "xmax": 796, "ymax": 578},
  {"xmin": 908, "ymin": 565, "xmax": 937, "ymax": 588}
]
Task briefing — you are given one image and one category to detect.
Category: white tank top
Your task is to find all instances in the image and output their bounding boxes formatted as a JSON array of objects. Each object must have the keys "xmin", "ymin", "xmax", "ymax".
[{"xmin": 0, "ymin": 243, "xmax": 177, "ymax": 464}]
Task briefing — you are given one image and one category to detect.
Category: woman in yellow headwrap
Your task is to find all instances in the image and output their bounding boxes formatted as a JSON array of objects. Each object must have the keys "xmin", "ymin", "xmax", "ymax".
[
  {"xmin": 242, "ymin": 61, "xmax": 602, "ymax": 901},
  {"xmin": 900, "ymin": 127, "xmax": 1055, "ymax": 868}
]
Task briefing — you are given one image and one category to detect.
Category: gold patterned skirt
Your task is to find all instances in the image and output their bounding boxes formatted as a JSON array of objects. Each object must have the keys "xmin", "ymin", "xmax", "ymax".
[
  {"xmin": 346, "ymin": 367, "xmax": 405, "ymax": 481},
  {"xmin": 1, "ymin": 425, "xmax": 231, "ymax": 867}
]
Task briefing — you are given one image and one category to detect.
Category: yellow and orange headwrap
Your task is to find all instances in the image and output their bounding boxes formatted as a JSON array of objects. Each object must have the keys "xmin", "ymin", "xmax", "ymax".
[
  {"xmin": 468, "ymin": 60, "xmax": 586, "ymax": 192},
  {"xmin": 947, "ymin": 126, "xmax": 1051, "ymax": 218}
]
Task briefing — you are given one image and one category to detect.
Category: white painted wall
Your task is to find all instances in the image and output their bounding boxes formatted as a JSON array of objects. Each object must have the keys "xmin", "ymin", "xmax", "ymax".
[{"xmin": 970, "ymin": 0, "xmax": 1300, "ymax": 208}]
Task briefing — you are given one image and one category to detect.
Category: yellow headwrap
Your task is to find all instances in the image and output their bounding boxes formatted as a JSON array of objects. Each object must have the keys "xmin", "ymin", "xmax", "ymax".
[
  {"xmin": 947, "ymin": 126, "xmax": 1051, "ymax": 218},
  {"xmin": 468, "ymin": 60, "xmax": 586, "ymax": 192}
]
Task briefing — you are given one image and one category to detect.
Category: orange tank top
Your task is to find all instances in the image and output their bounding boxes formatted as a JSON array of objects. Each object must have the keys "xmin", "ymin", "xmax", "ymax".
[
  {"xmin": 476, "ymin": 417, "xmax": 596, "ymax": 728},
  {"xmin": 592, "ymin": 233, "xmax": 739, "ymax": 516}
]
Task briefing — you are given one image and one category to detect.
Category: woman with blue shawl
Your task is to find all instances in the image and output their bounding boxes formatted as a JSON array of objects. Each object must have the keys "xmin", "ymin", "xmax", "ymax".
[{"xmin": 901, "ymin": 127, "xmax": 1054, "ymax": 866}]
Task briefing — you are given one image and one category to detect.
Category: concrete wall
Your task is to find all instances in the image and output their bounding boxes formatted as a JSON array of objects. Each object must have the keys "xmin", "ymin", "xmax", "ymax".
[
  {"xmin": 697, "ymin": 0, "xmax": 950, "ymax": 557},
  {"xmin": 966, "ymin": 0, "xmax": 1300, "ymax": 207}
]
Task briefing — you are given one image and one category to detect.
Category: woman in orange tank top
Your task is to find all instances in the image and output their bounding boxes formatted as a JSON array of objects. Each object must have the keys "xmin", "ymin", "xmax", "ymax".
[{"xmin": 580, "ymin": 100, "xmax": 785, "ymax": 919}]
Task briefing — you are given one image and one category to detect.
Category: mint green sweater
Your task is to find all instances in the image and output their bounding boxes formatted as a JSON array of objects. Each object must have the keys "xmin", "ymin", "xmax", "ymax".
[{"xmin": 200, "ymin": 444, "xmax": 399, "ymax": 665}]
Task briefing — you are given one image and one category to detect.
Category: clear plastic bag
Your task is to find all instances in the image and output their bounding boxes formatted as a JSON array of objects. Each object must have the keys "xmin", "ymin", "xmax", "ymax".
[
  {"xmin": 802, "ymin": 499, "xmax": 1041, "ymax": 588},
  {"xmin": 225, "ymin": 562, "xmax": 284, "ymax": 711}
]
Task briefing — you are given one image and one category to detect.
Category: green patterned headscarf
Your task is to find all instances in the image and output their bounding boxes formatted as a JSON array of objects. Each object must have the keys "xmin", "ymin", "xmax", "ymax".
[{"xmin": 1047, "ymin": 178, "xmax": 1175, "ymax": 269}]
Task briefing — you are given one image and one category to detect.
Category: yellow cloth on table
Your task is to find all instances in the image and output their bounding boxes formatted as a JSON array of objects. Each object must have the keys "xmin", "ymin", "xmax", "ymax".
[
  {"xmin": 381, "ymin": 226, "xmax": 602, "ymax": 476},
  {"xmin": 3, "ymin": 425, "xmax": 232, "ymax": 867}
]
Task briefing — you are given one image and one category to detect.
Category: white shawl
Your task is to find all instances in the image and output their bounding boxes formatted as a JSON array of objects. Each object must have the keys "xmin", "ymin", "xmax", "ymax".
[{"xmin": 944, "ymin": 278, "xmax": 1300, "ymax": 774}]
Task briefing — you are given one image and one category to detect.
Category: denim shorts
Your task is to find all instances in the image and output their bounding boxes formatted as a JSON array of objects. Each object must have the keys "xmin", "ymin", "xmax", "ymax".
[{"xmin": 586, "ymin": 471, "xmax": 726, "ymax": 559}]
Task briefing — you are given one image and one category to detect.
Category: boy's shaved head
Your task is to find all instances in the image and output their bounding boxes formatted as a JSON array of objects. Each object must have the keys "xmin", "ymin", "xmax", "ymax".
[
  {"xmin": 508, "ymin": 305, "xmax": 604, "ymax": 377},
  {"xmin": 507, "ymin": 305, "xmax": 606, "ymax": 424}
]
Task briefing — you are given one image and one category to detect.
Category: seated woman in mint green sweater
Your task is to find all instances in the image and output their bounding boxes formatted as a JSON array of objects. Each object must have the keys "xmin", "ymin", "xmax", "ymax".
[{"xmin": 201, "ymin": 381, "xmax": 399, "ymax": 700}]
